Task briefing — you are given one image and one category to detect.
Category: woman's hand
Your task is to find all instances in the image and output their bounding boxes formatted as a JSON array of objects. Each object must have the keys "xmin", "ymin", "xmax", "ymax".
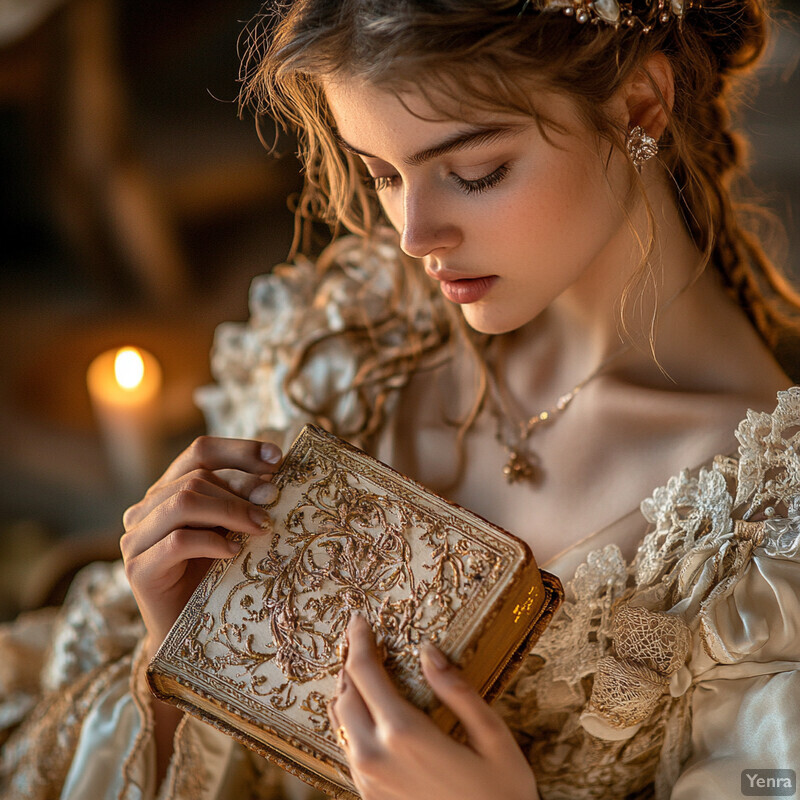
[
  {"xmin": 121, "ymin": 436, "xmax": 282, "ymax": 660},
  {"xmin": 328, "ymin": 614, "xmax": 540, "ymax": 800}
]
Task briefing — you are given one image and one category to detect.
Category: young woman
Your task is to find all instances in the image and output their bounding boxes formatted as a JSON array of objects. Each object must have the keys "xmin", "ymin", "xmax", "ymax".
[{"xmin": 2, "ymin": 1, "xmax": 799, "ymax": 798}]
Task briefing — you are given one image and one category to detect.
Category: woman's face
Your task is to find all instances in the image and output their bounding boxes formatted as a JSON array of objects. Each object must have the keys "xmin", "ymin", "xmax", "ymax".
[{"xmin": 323, "ymin": 77, "xmax": 633, "ymax": 335}]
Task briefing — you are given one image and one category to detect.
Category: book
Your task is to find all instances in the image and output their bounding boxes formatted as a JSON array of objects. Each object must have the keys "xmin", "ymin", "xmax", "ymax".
[{"xmin": 147, "ymin": 424, "xmax": 563, "ymax": 799}]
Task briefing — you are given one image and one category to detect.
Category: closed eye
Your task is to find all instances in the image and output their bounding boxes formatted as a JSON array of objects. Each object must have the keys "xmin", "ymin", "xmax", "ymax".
[
  {"xmin": 453, "ymin": 163, "xmax": 512, "ymax": 194},
  {"xmin": 362, "ymin": 163, "xmax": 512, "ymax": 196}
]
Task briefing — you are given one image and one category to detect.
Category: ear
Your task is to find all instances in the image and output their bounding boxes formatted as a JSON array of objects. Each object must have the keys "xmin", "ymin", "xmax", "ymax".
[{"xmin": 622, "ymin": 52, "xmax": 675, "ymax": 140}]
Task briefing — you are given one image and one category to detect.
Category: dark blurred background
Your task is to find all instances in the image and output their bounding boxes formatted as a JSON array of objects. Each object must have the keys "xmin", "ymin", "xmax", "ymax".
[{"xmin": 0, "ymin": 0, "xmax": 798, "ymax": 620}]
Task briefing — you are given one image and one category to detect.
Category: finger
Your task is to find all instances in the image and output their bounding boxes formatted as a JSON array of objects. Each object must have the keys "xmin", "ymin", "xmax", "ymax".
[
  {"xmin": 327, "ymin": 693, "xmax": 342, "ymax": 733},
  {"xmin": 343, "ymin": 614, "xmax": 409, "ymax": 725},
  {"xmin": 160, "ymin": 436, "xmax": 282, "ymax": 486},
  {"xmin": 126, "ymin": 469, "xmax": 279, "ymax": 529},
  {"xmin": 135, "ymin": 527, "xmax": 240, "ymax": 580},
  {"xmin": 126, "ymin": 469, "xmax": 244, "ymax": 529},
  {"xmin": 420, "ymin": 644, "xmax": 515, "ymax": 757},
  {"xmin": 121, "ymin": 489, "xmax": 271, "ymax": 560},
  {"xmin": 327, "ymin": 688, "xmax": 350, "ymax": 751},
  {"xmin": 332, "ymin": 668, "xmax": 377, "ymax": 761},
  {"xmin": 327, "ymin": 701, "xmax": 359, "ymax": 786},
  {"xmin": 214, "ymin": 469, "xmax": 277, "ymax": 500}
]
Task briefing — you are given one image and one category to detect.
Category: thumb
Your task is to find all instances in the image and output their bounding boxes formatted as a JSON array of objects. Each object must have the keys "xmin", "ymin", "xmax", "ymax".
[{"xmin": 420, "ymin": 643, "xmax": 516, "ymax": 757}]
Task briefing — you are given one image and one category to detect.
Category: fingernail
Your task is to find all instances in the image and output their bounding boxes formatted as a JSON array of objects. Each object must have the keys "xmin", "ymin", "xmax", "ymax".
[
  {"xmin": 226, "ymin": 539, "xmax": 240, "ymax": 553},
  {"xmin": 421, "ymin": 643, "xmax": 449, "ymax": 670},
  {"xmin": 260, "ymin": 443, "xmax": 282, "ymax": 464},
  {"xmin": 249, "ymin": 482, "xmax": 278, "ymax": 505},
  {"xmin": 249, "ymin": 505, "xmax": 271, "ymax": 528}
]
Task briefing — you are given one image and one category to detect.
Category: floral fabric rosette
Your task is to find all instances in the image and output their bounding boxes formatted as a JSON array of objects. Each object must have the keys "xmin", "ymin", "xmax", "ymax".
[{"xmin": 195, "ymin": 233, "xmax": 429, "ymax": 447}]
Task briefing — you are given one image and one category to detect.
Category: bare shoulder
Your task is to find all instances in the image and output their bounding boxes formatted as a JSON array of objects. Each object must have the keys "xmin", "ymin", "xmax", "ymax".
[
  {"xmin": 546, "ymin": 358, "xmax": 793, "ymax": 556},
  {"xmin": 597, "ymin": 370, "xmax": 790, "ymax": 456}
]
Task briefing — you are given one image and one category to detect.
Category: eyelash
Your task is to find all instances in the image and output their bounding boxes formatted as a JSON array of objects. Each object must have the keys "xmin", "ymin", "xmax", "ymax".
[{"xmin": 362, "ymin": 162, "xmax": 511, "ymax": 196}]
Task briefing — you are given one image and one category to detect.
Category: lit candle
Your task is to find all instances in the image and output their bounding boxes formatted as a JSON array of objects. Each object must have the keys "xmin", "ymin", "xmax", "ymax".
[{"xmin": 87, "ymin": 346, "xmax": 163, "ymax": 498}]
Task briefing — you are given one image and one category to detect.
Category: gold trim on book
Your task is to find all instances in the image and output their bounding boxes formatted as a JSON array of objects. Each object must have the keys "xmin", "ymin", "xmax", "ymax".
[
  {"xmin": 147, "ymin": 424, "xmax": 563, "ymax": 799},
  {"xmin": 513, "ymin": 585, "xmax": 541, "ymax": 623},
  {"xmin": 148, "ymin": 574, "xmax": 563, "ymax": 800}
]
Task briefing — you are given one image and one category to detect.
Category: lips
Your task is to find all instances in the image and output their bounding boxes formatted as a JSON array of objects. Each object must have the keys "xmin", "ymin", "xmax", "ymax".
[{"xmin": 425, "ymin": 266, "xmax": 499, "ymax": 304}]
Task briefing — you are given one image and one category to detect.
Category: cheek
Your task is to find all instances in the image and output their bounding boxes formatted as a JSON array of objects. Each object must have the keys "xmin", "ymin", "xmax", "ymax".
[{"xmin": 501, "ymin": 151, "xmax": 626, "ymax": 273}]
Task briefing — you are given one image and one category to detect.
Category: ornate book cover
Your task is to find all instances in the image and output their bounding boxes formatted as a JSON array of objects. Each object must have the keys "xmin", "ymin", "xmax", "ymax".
[{"xmin": 147, "ymin": 424, "xmax": 563, "ymax": 799}]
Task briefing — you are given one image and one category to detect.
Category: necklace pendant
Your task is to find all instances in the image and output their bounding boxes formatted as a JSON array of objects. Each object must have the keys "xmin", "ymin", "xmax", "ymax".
[{"xmin": 502, "ymin": 449, "xmax": 536, "ymax": 484}]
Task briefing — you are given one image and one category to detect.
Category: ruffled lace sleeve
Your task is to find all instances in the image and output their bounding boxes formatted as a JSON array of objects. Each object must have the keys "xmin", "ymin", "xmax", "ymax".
[
  {"xmin": 662, "ymin": 390, "xmax": 800, "ymax": 798},
  {"xmin": 0, "ymin": 560, "xmax": 146, "ymax": 799},
  {"xmin": 615, "ymin": 387, "xmax": 800, "ymax": 798},
  {"xmin": 194, "ymin": 233, "xmax": 406, "ymax": 450}
]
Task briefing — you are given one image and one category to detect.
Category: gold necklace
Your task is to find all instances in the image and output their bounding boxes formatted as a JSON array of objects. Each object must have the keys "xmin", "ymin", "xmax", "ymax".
[{"xmin": 488, "ymin": 343, "xmax": 630, "ymax": 485}]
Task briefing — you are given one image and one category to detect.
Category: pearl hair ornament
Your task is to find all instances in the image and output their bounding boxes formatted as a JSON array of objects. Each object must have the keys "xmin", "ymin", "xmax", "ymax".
[{"xmin": 518, "ymin": 0, "xmax": 700, "ymax": 29}]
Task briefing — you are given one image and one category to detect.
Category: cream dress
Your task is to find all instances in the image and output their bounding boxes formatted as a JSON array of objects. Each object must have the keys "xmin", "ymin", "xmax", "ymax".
[{"xmin": 2, "ymin": 237, "xmax": 798, "ymax": 800}]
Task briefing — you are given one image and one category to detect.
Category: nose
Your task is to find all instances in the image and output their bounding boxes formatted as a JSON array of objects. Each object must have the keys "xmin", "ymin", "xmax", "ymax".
[{"xmin": 398, "ymin": 187, "xmax": 461, "ymax": 259}]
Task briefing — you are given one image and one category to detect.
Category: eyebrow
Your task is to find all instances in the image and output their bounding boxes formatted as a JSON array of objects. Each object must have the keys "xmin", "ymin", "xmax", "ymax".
[{"xmin": 334, "ymin": 125, "xmax": 526, "ymax": 167}]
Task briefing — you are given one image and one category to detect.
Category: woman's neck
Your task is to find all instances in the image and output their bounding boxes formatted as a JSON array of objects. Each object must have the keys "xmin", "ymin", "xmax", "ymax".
[
  {"xmin": 555, "ymin": 170, "xmax": 701, "ymax": 351},
  {"xmin": 497, "ymin": 169, "xmax": 790, "ymax": 411}
]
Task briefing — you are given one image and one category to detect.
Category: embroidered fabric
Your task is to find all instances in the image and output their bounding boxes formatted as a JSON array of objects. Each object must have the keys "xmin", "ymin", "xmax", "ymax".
[
  {"xmin": 1, "ymin": 641, "xmax": 135, "ymax": 799},
  {"xmin": 0, "ymin": 560, "xmax": 297, "ymax": 800}
]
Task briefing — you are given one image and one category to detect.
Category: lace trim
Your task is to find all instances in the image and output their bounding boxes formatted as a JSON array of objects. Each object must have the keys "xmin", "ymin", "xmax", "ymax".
[
  {"xmin": 158, "ymin": 717, "xmax": 211, "ymax": 800},
  {"xmin": 0, "ymin": 561, "xmax": 146, "ymax": 799},
  {"xmin": 498, "ymin": 389, "xmax": 800, "ymax": 800},
  {"xmin": 42, "ymin": 561, "xmax": 144, "ymax": 692},
  {"xmin": 734, "ymin": 386, "xmax": 800, "ymax": 518},
  {"xmin": 0, "ymin": 607, "xmax": 57, "ymax": 746}
]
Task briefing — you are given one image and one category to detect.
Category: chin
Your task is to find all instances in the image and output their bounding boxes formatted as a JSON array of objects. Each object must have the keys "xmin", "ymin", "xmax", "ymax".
[{"xmin": 461, "ymin": 306, "xmax": 535, "ymax": 336}]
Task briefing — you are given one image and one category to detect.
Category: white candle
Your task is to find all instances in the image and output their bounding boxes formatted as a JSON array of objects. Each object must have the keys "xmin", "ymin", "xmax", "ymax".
[{"xmin": 87, "ymin": 346, "xmax": 163, "ymax": 498}]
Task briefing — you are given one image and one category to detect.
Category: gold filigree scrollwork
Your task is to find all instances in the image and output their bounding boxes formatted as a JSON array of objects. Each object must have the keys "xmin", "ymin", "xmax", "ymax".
[
  {"xmin": 301, "ymin": 691, "xmax": 330, "ymax": 733},
  {"xmin": 184, "ymin": 441, "xmax": 501, "ymax": 730}
]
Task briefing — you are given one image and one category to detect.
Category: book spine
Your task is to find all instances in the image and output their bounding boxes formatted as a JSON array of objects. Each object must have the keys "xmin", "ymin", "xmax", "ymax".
[{"xmin": 431, "ymin": 566, "xmax": 561, "ymax": 735}]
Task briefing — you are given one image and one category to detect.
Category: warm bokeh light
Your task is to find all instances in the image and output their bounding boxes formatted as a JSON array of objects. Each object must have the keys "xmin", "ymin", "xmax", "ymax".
[
  {"xmin": 114, "ymin": 347, "xmax": 145, "ymax": 390},
  {"xmin": 88, "ymin": 345, "xmax": 163, "ymax": 495}
]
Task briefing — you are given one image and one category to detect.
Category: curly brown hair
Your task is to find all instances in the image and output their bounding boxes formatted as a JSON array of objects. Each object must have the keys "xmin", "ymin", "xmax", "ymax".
[{"xmin": 238, "ymin": 0, "xmax": 800, "ymax": 453}]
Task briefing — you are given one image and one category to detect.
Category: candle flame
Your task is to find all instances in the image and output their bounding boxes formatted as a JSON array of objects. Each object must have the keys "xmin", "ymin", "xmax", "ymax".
[{"xmin": 114, "ymin": 347, "xmax": 145, "ymax": 390}]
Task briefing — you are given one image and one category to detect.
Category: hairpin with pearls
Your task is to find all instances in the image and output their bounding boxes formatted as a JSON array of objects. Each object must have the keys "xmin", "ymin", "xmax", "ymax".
[{"xmin": 518, "ymin": 0, "xmax": 699, "ymax": 30}]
